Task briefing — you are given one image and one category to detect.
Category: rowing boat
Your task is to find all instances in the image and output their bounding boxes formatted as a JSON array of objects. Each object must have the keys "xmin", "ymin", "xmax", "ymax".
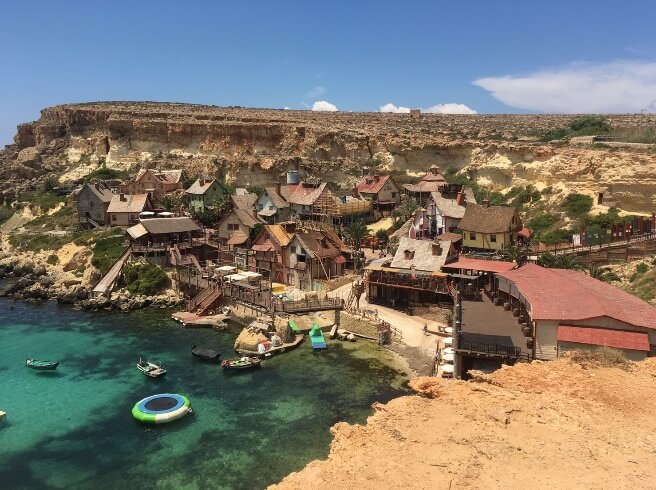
[{"xmin": 26, "ymin": 358, "xmax": 59, "ymax": 370}]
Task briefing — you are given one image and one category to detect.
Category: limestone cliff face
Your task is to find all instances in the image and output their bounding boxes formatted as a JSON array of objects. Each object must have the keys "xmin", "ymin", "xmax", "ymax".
[{"xmin": 3, "ymin": 102, "xmax": 656, "ymax": 212}]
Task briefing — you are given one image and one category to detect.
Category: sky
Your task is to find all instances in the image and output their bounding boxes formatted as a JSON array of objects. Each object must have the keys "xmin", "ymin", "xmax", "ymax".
[{"xmin": 1, "ymin": 0, "xmax": 656, "ymax": 145}]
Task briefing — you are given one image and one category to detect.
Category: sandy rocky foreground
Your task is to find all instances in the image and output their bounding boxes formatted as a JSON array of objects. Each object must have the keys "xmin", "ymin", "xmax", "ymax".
[{"xmin": 272, "ymin": 357, "xmax": 656, "ymax": 489}]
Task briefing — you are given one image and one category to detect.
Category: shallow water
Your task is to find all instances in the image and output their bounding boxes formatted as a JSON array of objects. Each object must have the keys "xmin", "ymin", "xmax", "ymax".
[{"xmin": 0, "ymin": 298, "xmax": 409, "ymax": 489}]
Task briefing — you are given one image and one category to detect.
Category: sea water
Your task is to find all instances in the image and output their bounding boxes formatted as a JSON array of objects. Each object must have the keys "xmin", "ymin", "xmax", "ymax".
[{"xmin": 0, "ymin": 298, "xmax": 409, "ymax": 489}]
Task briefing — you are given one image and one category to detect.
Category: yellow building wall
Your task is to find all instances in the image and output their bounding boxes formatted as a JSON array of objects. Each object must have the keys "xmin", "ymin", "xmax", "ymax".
[{"xmin": 462, "ymin": 231, "xmax": 510, "ymax": 251}]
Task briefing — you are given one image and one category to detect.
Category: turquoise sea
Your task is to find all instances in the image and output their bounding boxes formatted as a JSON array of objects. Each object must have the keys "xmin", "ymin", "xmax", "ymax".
[{"xmin": 0, "ymin": 296, "xmax": 409, "ymax": 489}]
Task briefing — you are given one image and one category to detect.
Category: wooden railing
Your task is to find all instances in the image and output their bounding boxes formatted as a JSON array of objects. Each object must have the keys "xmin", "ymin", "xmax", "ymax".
[
  {"xmin": 274, "ymin": 297, "xmax": 343, "ymax": 313},
  {"xmin": 457, "ymin": 332, "xmax": 522, "ymax": 358}
]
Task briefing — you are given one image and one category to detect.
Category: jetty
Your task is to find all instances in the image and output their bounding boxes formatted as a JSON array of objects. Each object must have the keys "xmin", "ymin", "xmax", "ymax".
[{"xmin": 91, "ymin": 247, "xmax": 131, "ymax": 298}]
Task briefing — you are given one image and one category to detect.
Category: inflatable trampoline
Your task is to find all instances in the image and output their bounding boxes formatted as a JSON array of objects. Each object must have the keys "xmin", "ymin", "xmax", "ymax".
[{"xmin": 132, "ymin": 393, "xmax": 192, "ymax": 424}]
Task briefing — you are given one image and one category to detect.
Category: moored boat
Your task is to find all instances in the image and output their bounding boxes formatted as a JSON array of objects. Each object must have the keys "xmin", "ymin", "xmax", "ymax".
[
  {"xmin": 26, "ymin": 358, "xmax": 59, "ymax": 370},
  {"xmin": 221, "ymin": 356, "xmax": 261, "ymax": 371},
  {"xmin": 309, "ymin": 324, "xmax": 327, "ymax": 349},
  {"xmin": 136, "ymin": 358, "xmax": 167, "ymax": 378},
  {"xmin": 191, "ymin": 345, "xmax": 221, "ymax": 362}
]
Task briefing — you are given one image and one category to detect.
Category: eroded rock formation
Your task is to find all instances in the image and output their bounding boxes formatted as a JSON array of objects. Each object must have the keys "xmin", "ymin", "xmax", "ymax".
[{"xmin": 3, "ymin": 102, "xmax": 656, "ymax": 211}]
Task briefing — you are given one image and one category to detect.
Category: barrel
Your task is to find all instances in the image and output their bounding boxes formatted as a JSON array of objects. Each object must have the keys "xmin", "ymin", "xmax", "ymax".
[{"xmin": 503, "ymin": 302, "xmax": 511, "ymax": 311}]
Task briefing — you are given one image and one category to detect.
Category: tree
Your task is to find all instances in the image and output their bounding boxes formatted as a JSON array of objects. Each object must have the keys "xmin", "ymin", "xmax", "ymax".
[
  {"xmin": 159, "ymin": 194, "xmax": 183, "ymax": 212},
  {"xmin": 537, "ymin": 252, "xmax": 557, "ymax": 268},
  {"xmin": 250, "ymin": 222, "xmax": 264, "ymax": 241},
  {"xmin": 392, "ymin": 197, "xmax": 419, "ymax": 225},
  {"xmin": 375, "ymin": 229, "xmax": 389, "ymax": 247},
  {"xmin": 212, "ymin": 195, "xmax": 232, "ymax": 219},
  {"xmin": 587, "ymin": 264, "xmax": 620, "ymax": 283},
  {"xmin": 500, "ymin": 244, "xmax": 528, "ymax": 264},
  {"xmin": 346, "ymin": 221, "xmax": 369, "ymax": 251},
  {"xmin": 553, "ymin": 255, "xmax": 583, "ymax": 270}
]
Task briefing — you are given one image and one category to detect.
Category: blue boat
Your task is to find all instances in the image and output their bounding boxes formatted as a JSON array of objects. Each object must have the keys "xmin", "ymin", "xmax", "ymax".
[{"xmin": 309, "ymin": 324, "xmax": 327, "ymax": 349}]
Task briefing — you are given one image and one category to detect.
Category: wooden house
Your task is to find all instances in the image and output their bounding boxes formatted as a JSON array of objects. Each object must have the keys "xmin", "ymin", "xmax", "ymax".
[
  {"xmin": 185, "ymin": 178, "xmax": 226, "ymax": 213},
  {"xmin": 459, "ymin": 203, "xmax": 522, "ymax": 251},
  {"xmin": 107, "ymin": 193, "xmax": 154, "ymax": 226},
  {"xmin": 355, "ymin": 172, "xmax": 401, "ymax": 212},
  {"xmin": 283, "ymin": 230, "xmax": 346, "ymax": 290},
  {"xmin": 121, "ymin": 169, "xmax": 183, "ymax": 202},
  {"xmin": 256, "ymin": 184, "xmax": 290, "ymax": 223},
  {"xmin": 77, "ymin": 182, "xmax": 113, "ymax": 227},
  {"xmin": 248, "ymin": 223, "xmax": 294, "ymax": 281}
]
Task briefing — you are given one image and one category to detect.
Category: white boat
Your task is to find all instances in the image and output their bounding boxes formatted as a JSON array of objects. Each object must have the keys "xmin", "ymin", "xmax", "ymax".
[
  {"xmin": 136, "ymin": 359, "xmax": 167, "ymax": 378},
  {"xmin": 0, "ymin": 411, "xmax": 6, "ymax": 421}
]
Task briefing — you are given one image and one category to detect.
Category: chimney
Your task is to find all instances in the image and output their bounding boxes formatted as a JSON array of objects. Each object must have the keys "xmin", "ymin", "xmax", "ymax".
[
  {"xmin": 456, "ymin": 191, "xmax": 465, "ymax": 206},
  {"xmin": 276, "ymin": 181, "xmax": 281, "ymax": 195},
  {"xmin": 482, "ymin": 199, "xmax": 490, "ymax": 208},
  {"xmin": 200, "ymin": 178, "xmax": 205, "ymax": 186},
  {"xmin": 432, "ymin": 242, "xmax": 442, "ymax": 256},
  {"xmin": 362, "ymin": 166, "xmax": 370, "ymax": 177},
  {"xmin": 120, "ymin": 193, "xmax": 126, "ymax": 201}
]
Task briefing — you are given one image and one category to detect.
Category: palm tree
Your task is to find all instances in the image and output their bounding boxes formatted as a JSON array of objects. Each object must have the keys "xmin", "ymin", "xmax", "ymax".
[
  {"xmin": 587, "ymin": 263, "xmax": 620, "ymax": 282},
  {"xmin": 500, "ymin": 244, "xmax": 528, "ymax": 264},
  {"xmin": 346, "ymin": 221, "xmax": 370, "ymax": 251},
  {"xmin": 553, "ymin": 255, "xmax": 584, "ymax": 270}
]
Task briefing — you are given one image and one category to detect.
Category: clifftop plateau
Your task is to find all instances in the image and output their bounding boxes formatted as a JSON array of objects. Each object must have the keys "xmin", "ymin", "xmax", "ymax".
[{"xmin": 3, "ymin": 102, "xmax": 656, "ymax": 211}]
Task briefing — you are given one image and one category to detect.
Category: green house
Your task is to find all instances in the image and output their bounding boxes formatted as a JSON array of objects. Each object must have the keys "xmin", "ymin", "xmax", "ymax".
[{"xmin": 185, "ymin": 178, "xmax": 226, "ymax": 213}]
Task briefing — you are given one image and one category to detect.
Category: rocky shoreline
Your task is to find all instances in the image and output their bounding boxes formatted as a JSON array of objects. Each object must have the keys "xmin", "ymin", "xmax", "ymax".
[{"xmin": 0, "ymin": 257, "xmax": 184, "ymax": 312}]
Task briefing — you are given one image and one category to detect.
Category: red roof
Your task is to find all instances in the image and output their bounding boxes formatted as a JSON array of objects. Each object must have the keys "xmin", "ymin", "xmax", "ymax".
[
  {"xmin": 333, "ymin": 255, "xmax": 346, "ymax": 264},
  {"xmin": 497, "ymin": 263, "xmax": 656, "ymax": 329},
  {"xmin": 557, "ymin": 325, "xmax": 650, "ymax": 352},
  {"xmin": 517, "ymin": 226, "xmax": 532, "ymax": 239},
  {"xmin": 443, "ymin": 258, "xmax": 516, "ymax": 274},
  {"xmin": 356, "ymin": 174, "xmax": 390, "ymax": 195}
]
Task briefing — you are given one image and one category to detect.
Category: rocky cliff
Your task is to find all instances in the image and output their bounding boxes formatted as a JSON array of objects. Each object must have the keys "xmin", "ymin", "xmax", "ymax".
[
  {"xmin": 272, "ymin": 356, "xmax": 656, "ymax": 489},
  {"xmin": 3, "ymin": 102, "xmax": 656, "ymax": 211}
]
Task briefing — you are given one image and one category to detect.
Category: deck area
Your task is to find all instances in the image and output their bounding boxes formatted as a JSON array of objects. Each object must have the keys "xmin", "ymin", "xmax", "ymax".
[{"xmin": 460, "ymin": 294, "xmax": 531, "ymax": 358}]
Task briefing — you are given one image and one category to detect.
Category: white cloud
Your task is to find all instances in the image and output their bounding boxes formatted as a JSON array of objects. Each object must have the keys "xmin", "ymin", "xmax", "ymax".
[
  {"xmin": 473, "ymin": 60, "xmax": 656, "ymax": 113},
  {"xmin": 423, "ymin": 103, "xmax": 477, "ymax": 114},
  {"xmin": 311, "ymin": 100, "xmax": 338, "ymax": 112},
  {"xmin": 306, "ymin": 85, "xmax": 326, "ymax": 98},
  {"xmin": 379, "ymin": 103, "xmax": 411, "ymax": 113}
]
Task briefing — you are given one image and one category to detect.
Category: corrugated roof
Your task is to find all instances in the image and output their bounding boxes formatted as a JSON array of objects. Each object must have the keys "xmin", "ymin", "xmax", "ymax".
[
  {"xmin": 185, "ymin": 178, "xmax": 223, "ymax": 195},
  {"xmin": 227, "ymin": 232, "xmax": 249, "ymax": 245},
  {"xmin": 498, "ymin": 263, "xmax": 656, "ymax": 329},
  {"xmin": 126, "ymin": 223, "xmax": 148, "ymax": 239},
  {"xmin": 436, "ymin": 232, "xmax": 462, "ymax": 242},
  {"xmin": 107, "ymin": 194, "xmax": 150, "ymax": 213},
  {"xmin": 81, "ymin": 182, "xmax": 114, "ymax": 203},
  {"xmin": 280, "ymin": 182, "xmax": 328, "ymax": 205},
  {"xmin": 262, "ymin": 187, "xmax": 289, "ymax": 208},
  {"xmin": 295, "ymin": 230, "xmax": 341, "ymax": 259},
  {"xmin": 421, "ymin": 167, "xmax": 448, "ymax": 183},
  {"xmin": 231, "ymin": 193, "xmax": 257, "ymax": 210},
  {"xmin": 356, "ymin": 174, "xmax": 390, "ymax": 195},
  {"xmin": 431, "ymin": 193, "xmax": 467, "ymax": 219},
  {"xmin": 557, "ymin": 325, "xmax": 650, "ymax": 352},
  {"xmin": 403, "ymin": 182, "xmax": 444, "ymax": 193},
  {"xmin": 390, "ymin": 236, "xmax": 453, "ymax": 272},
  {"xmin": 234, "ymin": 208, "xmax": 261, "ymax": 228},
  {"xmin": 266, "ymin": 224, "xmax": 293, "ymax": 247},
  {"xmin": 443, "ymin": 257, "xmax": 516, "ymax": 274},
  {"xmin": 139, "ymin": 217, "xmax": 201, "ymax": 234},
  {"xmin": 458, "ymin": 204, "xmax": 520, "ymax": 234}
]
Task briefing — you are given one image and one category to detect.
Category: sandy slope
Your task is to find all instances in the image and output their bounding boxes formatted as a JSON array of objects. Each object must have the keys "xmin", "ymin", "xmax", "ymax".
[{"xmin": 272, "ymin": 357, "xmax": 656, "ymax": 489}]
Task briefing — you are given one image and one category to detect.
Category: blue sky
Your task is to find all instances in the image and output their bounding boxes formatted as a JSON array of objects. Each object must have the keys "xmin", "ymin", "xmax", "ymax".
[{"xmin": 1, "ymin": 0, "xmax": 655, "ymax": 145}]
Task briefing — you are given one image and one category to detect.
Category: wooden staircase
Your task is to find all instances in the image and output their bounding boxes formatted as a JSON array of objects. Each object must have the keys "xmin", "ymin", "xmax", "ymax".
[{"xmin": 188, "ymin": 284, "xmax": 223, "ymax": 315}]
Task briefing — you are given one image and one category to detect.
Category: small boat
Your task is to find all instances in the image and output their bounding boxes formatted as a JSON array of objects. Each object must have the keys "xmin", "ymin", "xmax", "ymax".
[
  {"xmin": 309, "ymin": 323, "xmax": 327, "ymax": 349},
  {"xmin": 136, "ymin": 358, "xmax": 167, "ymax": 378},
  {"xmin": 221, "ymin": 356, "xmax": 261, "ymax": 371},
  {"xmin": 191, "ymin": 345, "xmax": 221, "ymax": 362},
  {"xmin": 0, "ymin": 411, "xmax": 6, "ymax": 421},
  {"xmin": 26, "ymin": 358, "xmax": 59, "ymax": 370},
  {"xmin": 288, "ymin": 319, "xmax": 301, "ymax": 334}
]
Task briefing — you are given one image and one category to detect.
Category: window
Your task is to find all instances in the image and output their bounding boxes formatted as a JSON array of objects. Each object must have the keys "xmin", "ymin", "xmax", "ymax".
[
  {"xmin": 258, "ymin": 204, "xmax": 263, "ymax": 211},
  {"xmin": 112, "ymin": 215, "xmax": 116, "ymax": 222},
  {"xmin": 89, "ymin": 201, "xmax": 94, "ymax": 208},
  {"xmin": 268, "ymin": 205, "xmax": 274, "ymax": 210},
  {"xmin": 470, "ymin": 232, "xmax": 476, "ymax": 240},
  {"xmin": 490, "ymin": 234, "xmax": 497, "ymax": 243},
  {"xmin": 228, "ymin": 223, "xmax": 239, "ymax": 231},
  {"xmin": 391, "ymin": 192, "xmax": 397, "ymax": 198}
]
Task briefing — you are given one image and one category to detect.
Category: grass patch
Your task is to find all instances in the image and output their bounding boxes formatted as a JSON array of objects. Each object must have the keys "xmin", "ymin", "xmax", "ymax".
[
  {"xmin": 540, "ymin": 116, "xmax": 611, "ymax": 142},
  {"xmin": 123, "ymin": 262, "xmax": 170, "ymax": 296},
  {"xmin": 8, "ymin": 233, "xmax": 73, "ymax": 253},
  {"xmin": 46, "ymin": 254, "xmax": 59, "ymax": 265},
  {"xmin": 0, "ymin": 206, "xmax": 13, "ymax": 225},
  {"xmin": 19, "ymin": 191, "xmax": 67, "ymax": 212},
  {"xmin": 91, "ymin": 235, "xmax": 127, "ymax": 274},
  {"xmin": 25, "ymin": 201, "xmax": 78, "ymax": 231}
]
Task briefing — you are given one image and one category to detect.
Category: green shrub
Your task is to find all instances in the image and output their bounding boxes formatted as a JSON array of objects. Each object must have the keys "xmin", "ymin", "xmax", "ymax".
[
  {"xmin": 123, "ymin": 262, "xmax": 169, "ymax": 296},
  {"xmin": 528, "ymin": 214, "xmax": 559, "ymax": 235},
  {"xmin": 8, "ymin": 233, "xmax": 72, "ymax": 252},
  {"xmin": 83, "ymin": 167, "xmax": 128, "ymax": 182},
  {"xmin": 569, "ymin": 116, "xmax": 611, "ymax": 135},
  {"xmin": 91, "ymin": 236, "xmax": 126, "ymax": 274},
  {"xmin": 46, "ymin": 254, "xmax": 59, "ymax": 265},
  {"xmin": 0, "ymin": 206, "xmax": 13, "ymax": 225},
  {"xmin": 636, "ymin": 263, "xmax": 649, "ymax": 274},
  {"xmin": 19, "ymin": 191, "xmax": 66, "ymax": 212},
  {"xmin": 562, "ymin": 194, "xmax": 593, "ymax": 218}
]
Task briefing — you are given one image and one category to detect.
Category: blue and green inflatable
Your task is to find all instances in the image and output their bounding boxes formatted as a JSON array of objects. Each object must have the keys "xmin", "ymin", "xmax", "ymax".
[{"xmin": 132, "ymin": 393, "xmax": 192, "ymax": 424}]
